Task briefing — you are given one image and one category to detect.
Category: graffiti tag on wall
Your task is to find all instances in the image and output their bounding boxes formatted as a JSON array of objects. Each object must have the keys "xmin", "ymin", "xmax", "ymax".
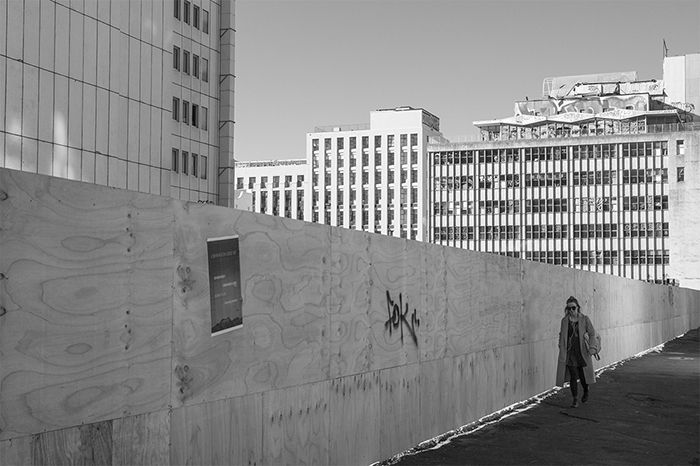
[{"xmin": 384, "ymin": 290, "xmax": 420, "ymax": 346}]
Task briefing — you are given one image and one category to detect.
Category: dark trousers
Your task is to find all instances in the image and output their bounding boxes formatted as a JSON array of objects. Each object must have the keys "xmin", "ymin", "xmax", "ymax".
[{"xmin": 566, "ymin": 365, "xmax": 588, "ymax": 398}]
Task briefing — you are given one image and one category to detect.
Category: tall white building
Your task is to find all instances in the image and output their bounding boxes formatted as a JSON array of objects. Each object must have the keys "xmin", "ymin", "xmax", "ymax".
[
  {"xmin": 306, "ymin": 107, "xmax": 445, "ymax": 240},
  {"xmin": 0, "ymin": 0, "xmax": 236, "ymax": 206},
  {"xmin": 234, "ymin": 159, "xmax": 309, "ymax": 219}
]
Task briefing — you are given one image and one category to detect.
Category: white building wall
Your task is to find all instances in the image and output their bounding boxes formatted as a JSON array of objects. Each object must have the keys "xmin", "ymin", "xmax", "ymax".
[
  {"xmin": 234, "ymin": 160, "xmax": 309, "ymax": 220},
  {"xmin": 0, "ymin": 0, "xmax": 235, "ymax": 205},
  {"xmin": 305, "ymin": 108, "xmax": 442, "ymax": 241}
]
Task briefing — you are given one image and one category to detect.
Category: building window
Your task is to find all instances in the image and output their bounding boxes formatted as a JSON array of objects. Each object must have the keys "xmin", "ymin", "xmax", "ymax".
[
  {"xmin": 172, "ymin": 149, "xmax": 179, "ymax": 172},
  {"xmin": 193, "ymin": 5, "xmax": 200, "ymax": 29},
  {"xmin": 183, "ymin": 50, "xmax": 190, "ymax": 74},
  {"xmin": 192, "ymin": 154, "xmax": 198, "ymax": 177},
  {"xmin": 677, "ymin": 140, "xmax": 685, "ymax": 155},
  {"xmin": 203, "ymin": 10, "xmax": 209, "ymax": 33},
  {"xmin": 677, "ymin": 167, "xmax": 685, "ymax": 182},
  {"xmin": 201, "ymin": 107, "xmax": 208, "ymax": 131},
  {"xmin": 174, "ymin": 0, "xmax": 180, "ymax": 19},
  {"xmin": 202, "ymin": 58, "xmax": 208, "ymax": 82},
  {"xmin": 237, "ymin": 177, "xmax": 244, "ymax": 189},
  {"xmin": 173, "ymin": 46, "xmax": 180, "ymax": 70},
  {"xmin": 172, "ymin": 97, "xmax": 180, "ymax": 121},
  {"xmin": 182, "ymin": 151, "xmax": 189, "ymax": 175},
  {"xmin": 192, "ymin": 104, "xmax": 199, "ymax": 127},
  {"xmin": 193, "ymin": 55, "xmax": 199, "ymax": 78},
  {"xmin": 183, "ymin": 0, "xmax": 190, "ymax": 23},
  {"xmin": 183, "ymin": 101, "xmax": 189, "ymax": 125},
  {"xmin": 200, "ymin": 155, "xmax": 207, "ymax": 179}
]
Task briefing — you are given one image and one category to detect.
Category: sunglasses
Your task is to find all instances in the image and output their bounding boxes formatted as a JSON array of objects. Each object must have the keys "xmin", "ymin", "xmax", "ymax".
[{"xmin": 566, "ymin": 306, "xmax": 577, "ymax": 310}]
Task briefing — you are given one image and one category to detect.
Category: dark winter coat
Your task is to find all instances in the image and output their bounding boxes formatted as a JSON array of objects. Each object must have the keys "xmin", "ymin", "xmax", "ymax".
[{"xmin": 556, "ymin": 313, "xmax": 597, "ymax": 387}]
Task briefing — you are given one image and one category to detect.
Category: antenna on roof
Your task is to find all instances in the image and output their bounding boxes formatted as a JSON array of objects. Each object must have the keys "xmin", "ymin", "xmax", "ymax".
[{"xmin": 663, "ymin": 39, "xmax": 669, "ymax": 58}]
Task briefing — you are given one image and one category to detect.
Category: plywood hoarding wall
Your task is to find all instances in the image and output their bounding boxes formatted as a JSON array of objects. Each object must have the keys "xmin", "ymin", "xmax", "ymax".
[{"xmin": 1, "ymin": 168, "xmax": 698, "ymax": 465}]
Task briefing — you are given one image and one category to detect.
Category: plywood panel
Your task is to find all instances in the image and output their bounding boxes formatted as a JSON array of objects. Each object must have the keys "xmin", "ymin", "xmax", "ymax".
[
  {"xmin": 262, "ymin": 381, "xmax": 329, "ymax": 465},
  {"xmin": 0, "ymin": 435, "xmax": 33, "ymax": 466},
  {"xmin": 521, "ymin": 260, "xmax": 575, "ymax": 344},
  {"xmin": 171, "ymin": 206, "xmax": 330, "ymax": 406},
  {"xmin": 419, "ymin": 242, "xmax": 448, "ymax": 361},
  {"xmin": 419, "ymin": 357, "xmax": 455, "ymax": 440},
  {"xmin": 378, "ymin": 364, "xmax": 421, "ymax": 460},
  {"xmin": 329, "ymin": 371, "xmax": 380, "ymax": 466},
  {"xmin": 367, "ymin": 234, "xmax": 423, "ymax": 371},
  {"xmin": 329, "ymin": 227, "xmax": 373, "ymax": 379},
  {"xmin": 170, "ymin": 393, "xmax": 263, "ymax": 466},
  {"xmin": 112, "ymin": 410, "xmax": 170, "ymax": 466},
  {"xmin": 0, "ymin": 170, "xmax": 173, "ymax": 439},
  {"xmin": 33, "ymin": 421, "xmax": 112, "ymax": 466}
]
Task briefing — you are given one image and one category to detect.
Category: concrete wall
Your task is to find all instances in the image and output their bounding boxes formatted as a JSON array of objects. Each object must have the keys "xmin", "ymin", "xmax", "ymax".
[{"xmin": 1, "ymin": 167, "xmax": 698, "ymax": 465}]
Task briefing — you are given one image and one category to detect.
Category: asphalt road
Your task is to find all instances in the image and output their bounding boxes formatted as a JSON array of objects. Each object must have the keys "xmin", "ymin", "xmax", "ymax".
[{"xmin": 391, "ymin": 328, "xmax": 700, "ymax": 466}]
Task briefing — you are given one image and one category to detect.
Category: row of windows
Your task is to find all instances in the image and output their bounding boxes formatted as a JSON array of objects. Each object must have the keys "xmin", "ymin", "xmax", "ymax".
[
  {"xmin": 623, "ymin": 195, "xmax": 668, "ymax": 211},
  {"xmin": 236, "ymin": 175, "xmax": 305, "ymax": 189},
  {"xmin": 312, "ymin": 134, "xmax": 419, "ymax": 152},
  {"xmin": 572, "ymin": 222, "xmax": 670, "ymax": 238},
  {"xmin": 524, "ymin": 173, "xmax": 568, "ymax": 187},
  {"xmin": 572, "ymin": 250, "xmax": 669, "ymax": 265},
  {"xmin": 433, "ymin": 194, "xmax": 670, "ymax": 215},
  {"xmin": 433, "ymin": 168, "xmax": 671, "ymax": 191},
  {"xmin": 525, "ymin": 198, "xmax": 568, "ymax": 213},
  {"xmin": 172, "ymin": 148, "xmax": 207, "ymax": 178},
  {"xmin": 524, "ymin": 251, "xmax": 569, "ymax": 265},
  {"xmin": 172, "ymin": 98, "xmax": 208, "ymax": 130},
  {"xmin": 430, "ymin": 141, "xmax": 673, "ymax": 166},
  {"xmin": 173, "ymin": 47, "xmax": 209, "ymax": 82},
  {"xmin": 433, "ymin": 222, "xmax": 670, "ymax": 241},
  {"xmin": 258, "ymin": 190, "xmax": 305, "ymax": 219},
  {"xmin": 174, "ymin": 0, "xmax": 210, "ymax": 33},
  {"xmin": 315, "ymin": 150, "xmax": 419, "ymax": 169},
  {"xmin": 432, "ymin": 140, "xmax": 685, "ymax": 165}
]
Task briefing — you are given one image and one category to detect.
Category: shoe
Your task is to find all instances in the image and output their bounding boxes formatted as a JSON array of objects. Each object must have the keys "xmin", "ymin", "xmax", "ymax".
[
  {"xmin": 582, "ymin": 392, "xmax": 589, "ymax": 403},
  {"xmin": 570, "ymin": 399, "xmax": 579, "ymax": 408}
]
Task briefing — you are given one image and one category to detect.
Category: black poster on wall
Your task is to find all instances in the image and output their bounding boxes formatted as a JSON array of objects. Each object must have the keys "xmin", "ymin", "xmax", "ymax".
[{"xmin": 207, "ymin": 235, "xmax": 243, "ymax": 336}]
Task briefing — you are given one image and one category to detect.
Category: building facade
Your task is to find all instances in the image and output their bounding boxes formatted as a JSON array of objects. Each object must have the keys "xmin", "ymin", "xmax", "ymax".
[
  {"xmin": 306, "ymin": 107, "xmax": 444, "ymax": 241},
  {"xmin": 429, "ymin": 59, "xmax": 700, "ymax": 288},
  {"xmin": 234, "ymin": 159, "xmax": 308, "ymax": 220},
  {"xmin": 0, "ymin": 0, "xmax": 236, "ymax": 206}
]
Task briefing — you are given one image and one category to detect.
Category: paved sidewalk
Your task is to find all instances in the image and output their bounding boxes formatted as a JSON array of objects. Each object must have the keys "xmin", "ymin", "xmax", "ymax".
[{"xmin": 392, "ymin": 328, "xmax": 700, "ymax": 466}]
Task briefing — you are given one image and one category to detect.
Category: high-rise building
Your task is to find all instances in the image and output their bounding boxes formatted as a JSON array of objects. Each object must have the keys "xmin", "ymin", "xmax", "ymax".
[
  {"xmin": 429, "ymin": 55, "xmax": 700, "ymax": 288},
  {"xmin": 234, "ymin": 159, "xmax": 309, "ymax": 220},
  {"xmin": 306, "ymin": 107, "xmax": 445, "ymax": 240},
  {"xmin": 0, "ymin": 0, "xmax": 236, "ymax": 206}
]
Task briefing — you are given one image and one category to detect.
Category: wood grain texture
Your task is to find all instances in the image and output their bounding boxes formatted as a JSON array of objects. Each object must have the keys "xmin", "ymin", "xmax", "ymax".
[
  {"xmin": 0, "ymin": 435, "xmax": 33, "ymax": 466},
  {"xmin": 171, "ymin": 204, "xmax": 330, "ymax": 407},
  {"xmin": 444, "ymin": 249, "xmax": 489, "ymax": 356},
  {"xmin": 366, "ymin": 234, "xmax": 423, "ymax": 371},
  {"xmin": 328, "ymin": 371, "xmax": 380, "ymax": 466},
  {"xmin": 328, "ymin": 227, "xmax": 373, "ymax": 379},
  {"xmin": 32, "ymin": 420, "xmax": 112, "ymax": 466},
  {"xmin": 378, "ymin": 364, "xmax": 421, "ymax": 460},
  {"xmin": 0, "ymin": 170, "xmax": 173, "ymax": 440},
  {"xmin": 170, "ymin": 393, "xmax": 263, "ymax": 466},
  {"xmin": 419, "ymin": 242, "xmax": 448, "ymax": 362},
  {"xmin": 419, "ymin": 357, "xmax": 456, "ymax": 440},
  {"xmin": 520, "ymin": 260, "xmax": 575, "ymax": 343},
  {"xmin": 112, "ymin": 410, "xmax": 170, "ymax": 466},
  {"xmin": 262, "ymin": 381, "xmax": 329, "ymax": 465}
]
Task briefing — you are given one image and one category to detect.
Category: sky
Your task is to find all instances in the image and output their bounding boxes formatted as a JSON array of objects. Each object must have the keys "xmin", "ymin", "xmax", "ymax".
[{"xmin": 234, "ymin": 0, "xmax": 700, "ymax": 161}]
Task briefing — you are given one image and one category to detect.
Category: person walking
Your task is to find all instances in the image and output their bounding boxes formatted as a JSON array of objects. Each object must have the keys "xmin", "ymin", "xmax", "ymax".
[{"xmin": 556, "ymin": 296, "xmax": 597, "ymax": 407}]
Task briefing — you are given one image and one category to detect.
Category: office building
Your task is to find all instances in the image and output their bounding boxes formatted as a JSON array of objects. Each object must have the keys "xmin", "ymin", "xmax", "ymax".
[
  {"xmin": 234, "ymin": 159, "xmax": 309, "ymax": 219},
  {"xmin": 0, "ymin": 0, "xmax": 236, "ymax": 206},
  {"xmin": 429, "ymin": 54, "xmax": 700, "ymax": 288},
  {"xmin": 306, "ymin": 107, "xmax": 445, "ymax": 240}
]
